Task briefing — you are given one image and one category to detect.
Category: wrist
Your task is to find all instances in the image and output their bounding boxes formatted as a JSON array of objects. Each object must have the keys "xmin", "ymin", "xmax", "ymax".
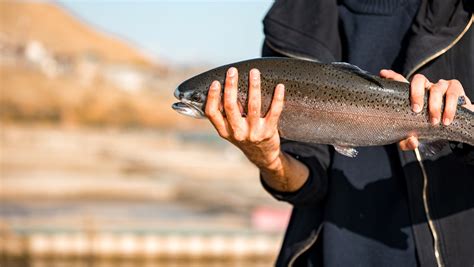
[
  {"xmin": 258, "ymin": 150, "xmax": 285, "ymax": 174},
  {"xmin": 259, "ymin": 151, "xmax": 310, "ymax": 193}
]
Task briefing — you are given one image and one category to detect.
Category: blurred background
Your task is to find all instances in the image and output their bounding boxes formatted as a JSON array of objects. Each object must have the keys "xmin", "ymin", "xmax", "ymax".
[{"xmin": 0, "ymin": 1, "xmax": 293, "ymax": 266}]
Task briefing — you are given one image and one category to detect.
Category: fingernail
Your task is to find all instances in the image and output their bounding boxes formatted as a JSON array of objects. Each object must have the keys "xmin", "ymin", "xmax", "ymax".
[
  {"xmin": 228, "ymin": 67, "xmax": 236, "ymax": 77},
  {"xmin": 412, "ymin": 104, "xmax": 421, "ymax": 113},
  {"xmin": 443, "ymin": 118, "xmax": 450, "ymax": 125},
  {"xmin": 431, "ymin": 117, "xmax": 439, "ymax": 125},
  {"xmin": 211, "ymin": 81, "xmax": 218, "ymax": 89}
]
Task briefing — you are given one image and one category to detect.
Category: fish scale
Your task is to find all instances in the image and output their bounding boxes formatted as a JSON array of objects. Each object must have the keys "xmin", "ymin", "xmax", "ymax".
[{"xmin": 172, "ymin": 57, "xmax": 474, "ymax": 156}]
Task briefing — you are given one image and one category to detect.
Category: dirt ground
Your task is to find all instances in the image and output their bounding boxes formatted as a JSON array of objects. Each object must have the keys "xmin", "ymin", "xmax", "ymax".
[{"xmin": 0, "ymin": 125, "xmax": 289, "ymax": 230}]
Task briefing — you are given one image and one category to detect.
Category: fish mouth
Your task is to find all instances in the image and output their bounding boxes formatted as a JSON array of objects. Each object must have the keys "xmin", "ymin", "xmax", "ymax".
[
  {"xmin": 172, "ymin": 100, "xmax": 206, "ymax": 119},
  {"xmin": 172, "ymin": 87, "xmax": 206, "ymax": 119}
]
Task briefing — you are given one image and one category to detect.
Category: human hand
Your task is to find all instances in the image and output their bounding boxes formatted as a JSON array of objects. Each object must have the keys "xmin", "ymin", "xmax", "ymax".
[
  {"xmin": 205, "ymin": 67, "xmax": 286, "ymax": 171},
  {"xmin": 380, "ymin": 69, "xmax": 474, "ymax": 151}
]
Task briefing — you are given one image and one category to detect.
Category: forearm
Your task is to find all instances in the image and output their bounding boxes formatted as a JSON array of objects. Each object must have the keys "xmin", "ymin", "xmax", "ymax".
[{"xmin": 259, "ymin": 150, "xmax": 309, "ymax": 193}]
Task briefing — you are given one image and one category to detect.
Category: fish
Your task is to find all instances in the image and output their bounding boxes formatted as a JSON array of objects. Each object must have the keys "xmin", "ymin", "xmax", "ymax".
[{"xmin": 171, "ymin": 57, "xmax": 474, "ymax": 157}]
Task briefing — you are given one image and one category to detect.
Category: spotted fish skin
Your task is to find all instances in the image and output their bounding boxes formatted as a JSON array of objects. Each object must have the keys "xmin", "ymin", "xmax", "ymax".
[{"xmin": 174, "ymin": 57, "xmax": 474, "ymax": 147}]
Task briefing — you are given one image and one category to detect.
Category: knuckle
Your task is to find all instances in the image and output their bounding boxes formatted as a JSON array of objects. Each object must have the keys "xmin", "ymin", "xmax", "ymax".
[
  {"xmin": 249, "ymin": 101, "xmax": 259, "ymax": 111},
  {"xmin": 263, "ymin": 131, "xmax": 276, "ymax": 141},
  {"xmin": 218, "ymin": 131, "xmax": 229, "ymax": 139},
  {"xmin": 233, "ymin": 133, "xmax": 245, "ymax": 142},
  {"xmin": 436, "ymin": 79, "xmax": 448, "ymax": 87},
  {"xmin": 271, "ymin": 108, "xmax": 282, "ymax": 118},
  {"xmin": 449, "ymin": 82, "xmax": 464, "ymax": 94},
  {"xmin": 223, "ymin": 92, "xmax": 231, "ymax": 101},
  {"xmin": 430, "ymin": 85, "xmax": 443, "ymax": 93},
  {"xmin": 413, "ymin": 74, "xmax": 425, "ymax": 81},
  {"xmin": 225, "ymin": 79, "xmax": 235, "ymax": 88},
  {"xmin": 205, "ymin": 104, "xmax": 216, "ymax": 115},
  {"xmin": 273, "ymin": 95, "xmax": 284, "ymax": 105},
  {"xmin": 252, "ymin": 79, "xmax": 260, "ymax": 88},
  {"xmin": 207, "ymin": 112, "xmax": 218, "ymax": 120},
  {"xmin": 224, "ymin": 102, "xmax": 234, "ymax": 111},
  {"xmin": 446, "ymin": 90, "xmax": 459, "ymax": 99},
  {"xmin": 248, "ymin": 133, "xmax": 262, "ymax": 143},
  {"xmin": 450, "ymin": 79, "xmax": 461, "ymax": 86},
  {"xmin": 400, "ymin": 145, "xmax": 408, "ymax": 151},
  {"xmin": 276, "ymin": 94, "xmax": 284, "ymax": 102}
]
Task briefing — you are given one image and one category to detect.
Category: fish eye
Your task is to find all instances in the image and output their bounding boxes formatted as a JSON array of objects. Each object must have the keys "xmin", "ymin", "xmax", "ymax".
[{"xmin": 191, "ymin": 93, "xmax": 202, "ymax": 102}]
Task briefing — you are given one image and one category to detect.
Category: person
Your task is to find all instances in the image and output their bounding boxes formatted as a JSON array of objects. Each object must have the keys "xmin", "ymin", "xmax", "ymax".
[{"xmin": 205, "ymin": 0, "xmax": 473, "ymax": 266}]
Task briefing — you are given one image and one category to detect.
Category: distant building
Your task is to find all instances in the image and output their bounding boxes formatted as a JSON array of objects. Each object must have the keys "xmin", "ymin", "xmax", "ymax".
[
  {"xmin": 75, "ymin": 52, "xmax": 100, "ymax": 86},
  {"xmin": 24, "ymin": 40, "xmax": 59, "ymax": 78}
]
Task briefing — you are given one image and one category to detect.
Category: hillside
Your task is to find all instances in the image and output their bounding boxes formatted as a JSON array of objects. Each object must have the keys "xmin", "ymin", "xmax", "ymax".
[
  {"xmin": 0, "ymin": 1, "xmax": 151, "ymax": 66},
  {"xmin": 0, "ymin": 1, "xmax": 210, "ymax": 130}
]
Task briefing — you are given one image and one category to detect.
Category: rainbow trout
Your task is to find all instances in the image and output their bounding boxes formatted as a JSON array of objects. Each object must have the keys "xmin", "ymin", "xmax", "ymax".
[{"xmin": 172, "ymin": 58, "xmax": 473, "ymax": 157}]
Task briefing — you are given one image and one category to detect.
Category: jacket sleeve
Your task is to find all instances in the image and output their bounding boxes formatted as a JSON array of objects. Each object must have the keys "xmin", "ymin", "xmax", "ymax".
[
  {"xmin": 260, "ymin": 139, "xmax": 331, "ymax": 206},
  {"xmin": 259, "ymin": 42, "xmax": 332, "ymax": 206}
]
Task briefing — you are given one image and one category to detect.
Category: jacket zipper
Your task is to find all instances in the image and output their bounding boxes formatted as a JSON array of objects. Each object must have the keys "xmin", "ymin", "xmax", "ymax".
[
  {"xmin": 406, "ymin": 14, "xmax": 473, "ymax": 79},
  {"xmin": 264, "ymin": 40, "xmax": 324, "ymax": 267},
  {"xmin": 408, "ymin": 15, "xmax": 472, "ymax": 267},
  {"xmin": 288, "ymin": 224, "xmax": 323, "ymax": 267},
  {"xmin": 264, "ymin": 40, "xmax": 320, "ymax": 62},
  {"xmin": 415, "ymin": 148, "xmax": 444, "ymax": 267}
]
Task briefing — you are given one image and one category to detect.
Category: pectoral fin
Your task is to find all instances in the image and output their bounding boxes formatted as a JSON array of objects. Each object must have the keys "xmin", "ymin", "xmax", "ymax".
[
  {"xmin": 419, "ymin": 140, "xmax": 449, "ymax": 157},
  {"xmin": 334, "ymin": 145, "xmax": 359, "ymax": 157}
]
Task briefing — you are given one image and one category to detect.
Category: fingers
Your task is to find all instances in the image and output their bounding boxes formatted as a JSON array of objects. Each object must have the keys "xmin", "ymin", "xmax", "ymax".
[
  {"xmin": 248, "ymin": 69, "xmax": 262, "ymax": 126},
  {"xmin": 265, "ymin": 84, "xmax": 285, "ymax": 127},
  {"xmin": 223, "ymin": 67, "xmax": 244, "ymax": 127},
  {"xmin": 380, "ymin": 69, "xmax": 408, "ymax": 83},
  {"xmin": 408, "ymin": 75, "xmax": 467, "ymax": 126},
  {"xmin": 399, "ymin": 136, "xmax": 419, "ymax": 151},
  {"xmin": 442, "ymin": 80, "xmax": 464, "ymax": 125},
  {"xmin": 428, "ymin": 79, "xmax": 449, "ymax": 125},
  {"xmin": 410, "ymin": 74, "xmax": 432, "ymax": 113},
  {"xmin": 206, "ymin": 67, "xmax": 285, "ymax": 145},
  {"xmin": 380, "ymin": 70, "xmax": 428, "ymax": 114},
  {"xmin": 205, "ymin": 81, "xmax": 229, "ymax": 138}
]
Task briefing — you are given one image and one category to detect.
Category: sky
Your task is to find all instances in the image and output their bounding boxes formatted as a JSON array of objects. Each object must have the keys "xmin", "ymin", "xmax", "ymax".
[{"xmin": 59, "ymin": 1, "xmax": 273, "ymax": 66}]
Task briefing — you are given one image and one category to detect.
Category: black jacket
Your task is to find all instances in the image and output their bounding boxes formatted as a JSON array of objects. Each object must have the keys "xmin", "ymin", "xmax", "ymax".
[{"xmin": 261, "ymin": 0, "xmax": 474, "ymax": 266}]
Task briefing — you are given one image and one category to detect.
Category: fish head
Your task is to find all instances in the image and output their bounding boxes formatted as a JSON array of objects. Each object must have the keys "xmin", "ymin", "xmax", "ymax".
[
  {"xmin": 172, "ymin": 65, "xmax": 228, "ymax": 119},
  {"xmin": 172, "ymin": 74, "xmax": 212, "ymax": 119}
]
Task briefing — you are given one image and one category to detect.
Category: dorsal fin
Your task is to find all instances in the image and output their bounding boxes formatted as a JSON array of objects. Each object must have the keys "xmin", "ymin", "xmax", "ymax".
[{"xmin": 331, "ymin": 62, "xmax": 383, "ymax": 88}]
